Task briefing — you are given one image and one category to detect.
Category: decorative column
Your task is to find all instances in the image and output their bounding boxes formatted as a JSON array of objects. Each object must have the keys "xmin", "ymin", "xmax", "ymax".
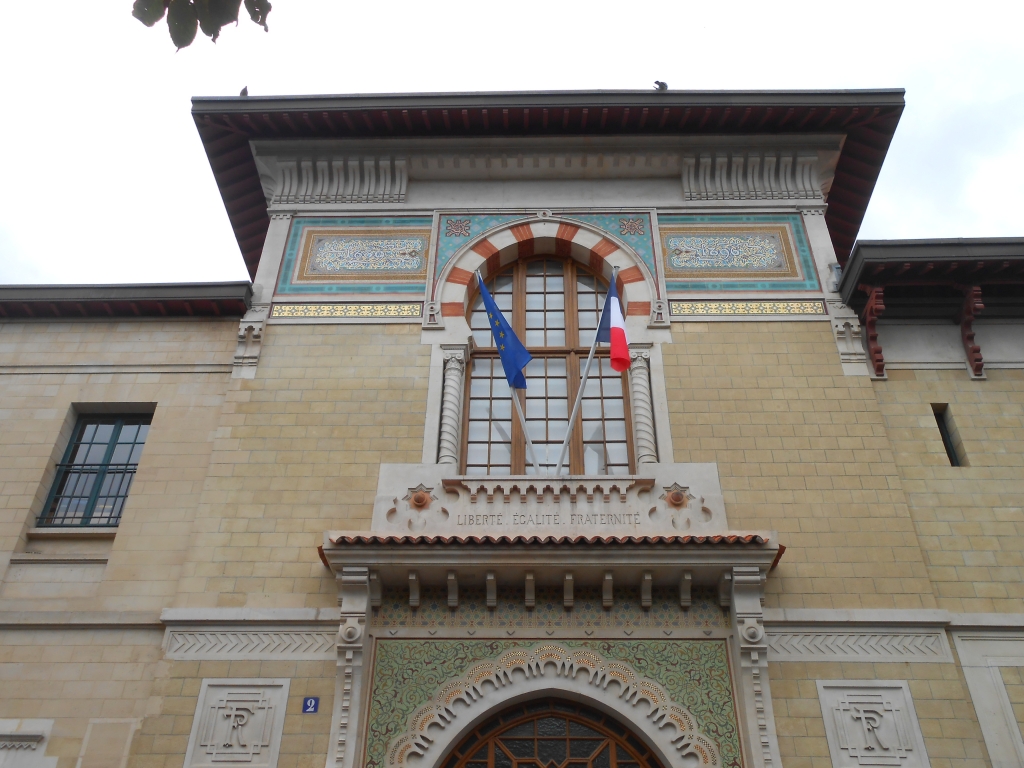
[
  {"xmin": 437, "ymin": 344, "xmax": 468, "ymax": 465},
  {"xmin": 628, "ymin": 345, "xmax": 658, "ymax": 465},
  {"xmin": 332, "ymin": 567, "xmax": 371, "ymax": 768},
  {"xmin": 731, "ymin": 566, "xmax": 782, "ymax": 768}
]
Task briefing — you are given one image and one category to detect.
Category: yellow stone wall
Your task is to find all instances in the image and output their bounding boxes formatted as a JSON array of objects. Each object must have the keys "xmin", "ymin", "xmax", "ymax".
[
  {"xmin": 770, "ymin": 655, "xmax": 989, "ymax": 768},
  {"xmin": 3, "ymin": 312, "xmax": 1024, "ymax": 768},
  {"xmin": 128, "ymin": 658, "xmax": 335, "ymax": 768},
  {"xmin": 172, "ymin": 323, "xmax": 431, "ymax": 609},
  {"xmin": 0, "ymin": 319, "xmax": 238, "ymax": 613},
  {"xmin": 874, "ymin": 369, "xmax": 1024, "ymax": 613},
  {"xmin": 662, "ymin": 321, "xmax": 935, "ymax": 610}
]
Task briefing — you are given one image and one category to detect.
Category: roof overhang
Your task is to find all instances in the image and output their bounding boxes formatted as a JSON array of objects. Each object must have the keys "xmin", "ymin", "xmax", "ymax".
[
  {"xmin": 0, "ymin": 281, "xmax": 252, "ymax": 320},
  {"xmin": 320, "ymin": 531, "xmax": 780, "ymax": 594},
  {"xmin": 192, "ymin": 89, "xmax": 905, "ymax": 278},
  {"xmin": 839, "ymin": 238, "xmax": 1024, "ymax": 318}
]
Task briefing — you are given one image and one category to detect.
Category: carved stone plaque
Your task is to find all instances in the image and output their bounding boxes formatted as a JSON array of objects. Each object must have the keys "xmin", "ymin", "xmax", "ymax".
[
  {"xmin": 817, "ymin": 681, "xmax": 929, "ymax": 768},
  {"xmin": 184, "ymin": 679, "xmax": 290, "ymax": 768}
]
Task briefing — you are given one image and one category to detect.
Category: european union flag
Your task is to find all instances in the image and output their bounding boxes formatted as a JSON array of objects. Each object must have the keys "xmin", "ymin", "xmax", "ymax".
[{"xmin": 476, "ymin": 275, "xmax": 532, "ymax": 389}]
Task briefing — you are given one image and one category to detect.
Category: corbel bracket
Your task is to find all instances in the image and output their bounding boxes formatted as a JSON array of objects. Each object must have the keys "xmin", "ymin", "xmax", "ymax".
[
  {"xmin": 960, "ymin": 286, "xmax": 985, "ymax": 378},
  {"xmin": 858, "ymin": 285, "xmax": 886, "ymax": 378}
]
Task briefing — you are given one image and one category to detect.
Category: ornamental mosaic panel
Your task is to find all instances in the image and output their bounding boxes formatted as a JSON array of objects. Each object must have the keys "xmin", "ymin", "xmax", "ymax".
[
  {"xmin": 372, "ymin": 586, "xmax": 727, "ymax": 630},
  {"xmin": 364, "ymin": 639, "xmax": 741, "ymax": 768},
  {"xmin": 276, "ymin": 217, "xmax": 432, "ymax": 295},
  {"xmin": 659, "ymin": 215, "xmax": 819, "ymax": 292},
  {"xmin": 271, "ymin": 303, "xmax": 422, "ymax": 318},
  {"xmin": 670, "ymin": 301, "xmax": 826, "ymax": 316},
  {"xmin": 433, "ymin": 212, "xmax": 658, "ymax": 280}
]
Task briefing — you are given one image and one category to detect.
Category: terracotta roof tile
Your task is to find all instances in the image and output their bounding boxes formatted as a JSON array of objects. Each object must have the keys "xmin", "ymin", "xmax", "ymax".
[{"xmin": 327, "ymin": 533, "xmax": 767, "ymax": 546}]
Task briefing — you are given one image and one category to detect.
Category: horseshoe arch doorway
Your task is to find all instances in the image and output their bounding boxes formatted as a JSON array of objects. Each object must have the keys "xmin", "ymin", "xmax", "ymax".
[{"xmin": 438, "ymin": 699, "xmax": 666, "ymax": 768}]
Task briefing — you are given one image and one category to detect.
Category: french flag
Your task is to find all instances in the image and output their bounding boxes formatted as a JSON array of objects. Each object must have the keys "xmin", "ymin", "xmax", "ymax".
[{"xmin": 596, "ymin": 279, "xmax": 630, "ymax": 372}]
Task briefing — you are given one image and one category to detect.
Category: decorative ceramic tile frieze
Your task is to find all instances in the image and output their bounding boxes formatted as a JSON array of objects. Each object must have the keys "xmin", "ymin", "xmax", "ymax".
[
  {"xmin": 371, "ymin": 585, "xmax": 727, "ymax": 630},
  {"xmin": 817, "ymin": 681, "xmax": 930, "ymax": 768},
  {"xmin": 670, "ymin": 300, "xmax": 826, "ymax": 316},
  {"xmin": 271, "ymin": 303, "xmax": 422, "ymax": 318},
  {"xmin": 363, "ymin": 639, "xmax": 741, "ymax": 768},
  {"xmin": 659, "ymin": 214, "xmax": 819, "ymax": 292},
  {"xmin": 184, "ymin": 679, "xmax": 290, "ymax": 768},
  {"xmin": 276, "ymin": 217, "xmax": 432, "ymax": 295}
]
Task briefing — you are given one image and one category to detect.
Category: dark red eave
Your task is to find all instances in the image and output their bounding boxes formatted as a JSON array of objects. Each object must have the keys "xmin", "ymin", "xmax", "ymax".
[{"xmin": 194, "ymin": 93, "xmax": 904, "ymax": 278}]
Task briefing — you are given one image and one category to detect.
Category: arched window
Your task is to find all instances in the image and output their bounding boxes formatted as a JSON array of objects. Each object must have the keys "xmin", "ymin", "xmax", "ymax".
[
  {"xmin": 440, "ymin": 699, "xmax": 663, "ymax": 768},
  {"xmin": 466, "ymin": 258, "xmax": 632, "ymax": 476}
]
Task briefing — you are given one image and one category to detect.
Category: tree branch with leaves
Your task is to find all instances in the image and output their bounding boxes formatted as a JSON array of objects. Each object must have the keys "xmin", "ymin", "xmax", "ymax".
[{"xmin": 133, "ymin": 0, "xmax": 271, "ymax": 50}]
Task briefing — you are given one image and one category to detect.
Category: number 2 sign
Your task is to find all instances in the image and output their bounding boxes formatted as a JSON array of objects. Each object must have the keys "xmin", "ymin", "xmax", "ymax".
[{"xmin": 303, "ymin": 696, "xmax": 319, "ymax": 713}]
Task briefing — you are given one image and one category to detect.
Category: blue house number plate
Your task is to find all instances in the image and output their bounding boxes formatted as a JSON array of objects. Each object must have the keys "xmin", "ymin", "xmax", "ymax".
[{"xmin": 303, "ymin": 696, "xmax": 319, "ymax": 713}]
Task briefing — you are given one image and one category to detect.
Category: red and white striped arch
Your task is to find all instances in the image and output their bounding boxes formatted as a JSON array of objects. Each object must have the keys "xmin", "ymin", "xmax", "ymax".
[{"xmin": 434, "ymin": 216, "xmax": 657, "ymax": 322}]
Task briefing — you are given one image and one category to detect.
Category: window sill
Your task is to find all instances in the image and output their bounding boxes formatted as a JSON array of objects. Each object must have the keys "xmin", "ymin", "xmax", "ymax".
[
  {"xmin": 9, "ymin": 553, "xmax": 109, "ymax": 565},
  {"xmin": 26, "ymin": 527, "xmax": 117, "ymax": 541}
]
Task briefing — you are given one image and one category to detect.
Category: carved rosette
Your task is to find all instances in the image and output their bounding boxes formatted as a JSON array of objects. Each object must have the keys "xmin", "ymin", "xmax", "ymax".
[
  {"xmin": 628, "ymin": 347, "xmax": 658, "ymax": 465},
  {"xmin": 438, "ymin": 345, "xmax": 468, "ymax": 464}
]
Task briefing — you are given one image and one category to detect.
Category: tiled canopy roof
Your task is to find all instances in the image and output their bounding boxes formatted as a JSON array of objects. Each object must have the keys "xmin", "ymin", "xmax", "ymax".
[
  {"xmin": 192, "ymin": 89, "xmax": 905, "ymax": 278},
  {"xmin": 327, "ymin": 533, "xmax": 768, "ymax": 546}
]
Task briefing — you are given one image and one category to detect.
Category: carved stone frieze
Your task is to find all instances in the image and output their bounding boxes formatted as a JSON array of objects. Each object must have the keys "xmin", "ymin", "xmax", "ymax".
[
  {"xmin": 164, "ymin": 630, "xmax": 335, "ymax": 660},
  {"xmin": 384, "ymin": 643, "xmax": 722, "ymax": 768},
  {"xmin": 372, "ymin": 462, "xmax": 728, "ymax": 537},
  {"xmin": 767, "ymin": 630, "xmax": 952, "ymax": 663},
  {"xmin": 681, "ymin": 149, "xmax": 837, "ymax": 201},
  {"xmin": 255, "ymin": 155, "xmax": 408, "ymax": 205},
  {"xmin": 183, "ymin": 679, "xmax": 289, "ymax": 768},
  {"xmin": 817, "ymin": 680, "xmax": 930, "ymax": 768}
]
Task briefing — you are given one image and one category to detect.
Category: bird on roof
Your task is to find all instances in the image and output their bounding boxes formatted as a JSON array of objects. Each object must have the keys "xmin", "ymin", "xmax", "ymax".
[
  {"xmin": 239, "ymin": 86, "xmax": 248, "ymax": 97},
  {"xmin": 654, "ymin": 81, "xmax": 668, "ymax": 91}
]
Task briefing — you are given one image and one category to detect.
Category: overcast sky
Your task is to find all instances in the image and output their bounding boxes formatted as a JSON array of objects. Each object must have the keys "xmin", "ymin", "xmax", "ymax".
[{"xmin": 1, "ymin": 1, "xmax": 1021, "ymax": 285}]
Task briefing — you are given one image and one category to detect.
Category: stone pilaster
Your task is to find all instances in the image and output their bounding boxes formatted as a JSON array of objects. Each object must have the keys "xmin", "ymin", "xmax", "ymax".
[
  {"xmin": 332, "ymin": 567, "xmax": 370, "ymax": 768},
  {"xmin": 437, "ymin": 344, "xmax": 468, "ymax": 465},
  {"xmin": 731, "ymin": 566, "xmax": 782, "ymax": 768},
  {"xmin": 628, "ymin": 346, "xmax": 658, "ymax": 465}
]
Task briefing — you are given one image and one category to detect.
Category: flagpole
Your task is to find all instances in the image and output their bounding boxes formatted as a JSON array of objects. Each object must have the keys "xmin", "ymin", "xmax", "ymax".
[
  {"xmin": 510, "ymin": 384, "xmax": 543, "ymax": 475},
  {"xmin": 554, "ymin": 267, "xmax": 618, "ymax": 476}
]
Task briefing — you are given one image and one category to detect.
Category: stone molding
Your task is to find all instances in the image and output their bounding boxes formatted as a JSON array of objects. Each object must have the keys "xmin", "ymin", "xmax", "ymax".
[
  {"xmin": 0, "ymin": 733, "xmax": 44, "ymax": 749},
  {"xmin": 255, "ymin": 154, "xmax": 408, "ymax": 205},
  {"xmin": 681, "ymin": 148, "xmax": 837, "ymax": 201},
  {"xmin": 384, "ymin": 642, "xmax": 721, "ymax": 768},
  {"xmin": 164, "ymin": 629, "xmax": 336, "ymax": 660},
  {"xmin": 817, "ymin": 680, "xmax": 930, "ymax": 768},
  {"xmin": 766, "ymin": 628, "xmax": 953, "ymax": 663}
]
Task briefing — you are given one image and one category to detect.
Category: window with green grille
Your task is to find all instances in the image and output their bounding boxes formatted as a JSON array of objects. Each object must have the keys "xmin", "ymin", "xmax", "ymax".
[{"xmin": 39, "ymin": 416, "xmax": 151, "ymax": 527}]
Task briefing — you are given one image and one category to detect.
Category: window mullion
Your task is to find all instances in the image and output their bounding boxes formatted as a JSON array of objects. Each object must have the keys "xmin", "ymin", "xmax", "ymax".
[{"xmin": 81, "ymin": 418, "xmax": 122, "ymax": 525}]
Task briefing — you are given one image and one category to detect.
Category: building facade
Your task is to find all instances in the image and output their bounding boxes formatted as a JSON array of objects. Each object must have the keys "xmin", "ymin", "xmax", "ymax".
[{"xmin": 1, "ymin": 90, "xmax": 1023, "ymax": 768}]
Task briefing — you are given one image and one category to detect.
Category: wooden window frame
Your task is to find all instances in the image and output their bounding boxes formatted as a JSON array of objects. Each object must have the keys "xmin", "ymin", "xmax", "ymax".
[{"xmin": 463, "ymin": 257, "xmax": 635, "ymax": 475}]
